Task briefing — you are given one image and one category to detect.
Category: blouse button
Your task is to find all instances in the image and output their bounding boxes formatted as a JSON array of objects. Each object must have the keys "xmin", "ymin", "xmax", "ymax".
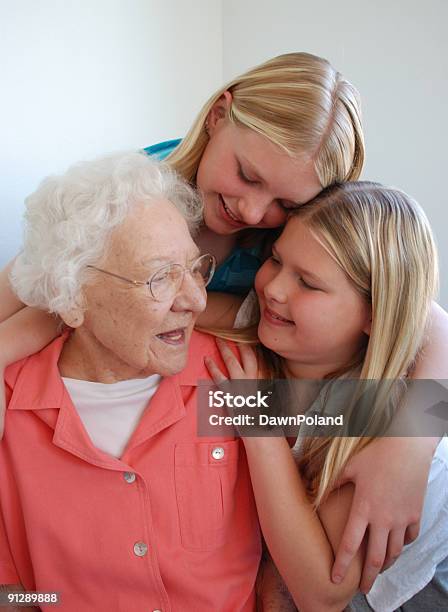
[
  {"xmin": 133, "ymin": 541, "xmax": 148, "ymax": 557},
  {"xmin": 211, "ymin": 446, "xmax": 225, "ymax": 460},
  {"xmin": 123, "ymin": 471, "xmax": 136, "ymax": 484}
]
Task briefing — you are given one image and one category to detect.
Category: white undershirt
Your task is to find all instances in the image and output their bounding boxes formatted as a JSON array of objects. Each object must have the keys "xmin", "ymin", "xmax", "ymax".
[
  {"xmin": 234, "ymin": 289, "xmax": 259, "ymax": 328},
  {"xmin": 62, "ymin": 374, "xmax": 161, "ymax": 458}
]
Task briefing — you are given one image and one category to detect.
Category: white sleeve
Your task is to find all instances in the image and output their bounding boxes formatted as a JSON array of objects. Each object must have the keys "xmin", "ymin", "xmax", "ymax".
[
  {"xmin": 367, "ymin": 437, "xmax": 448, "ymax": 612},
  {"xmin": 234, "ymin": 290, "xmax": 259, "ymax": 329}
]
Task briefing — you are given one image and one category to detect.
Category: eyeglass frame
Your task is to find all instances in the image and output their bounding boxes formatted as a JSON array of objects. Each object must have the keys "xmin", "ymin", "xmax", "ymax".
[{"xmin": 86, "ymin": 253, "xmax": 216, "ymax": 302}]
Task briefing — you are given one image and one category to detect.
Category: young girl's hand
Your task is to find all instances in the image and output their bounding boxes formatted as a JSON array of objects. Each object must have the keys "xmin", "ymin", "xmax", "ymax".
[
  {"xmin": 205, "ymin": 338, "xmax": 260, "ymax": 382},
  {"xmin": 205, "ymin": 339, "xmax": 274, "ymax": 437},
  {"xmin": 331, "ymin": 436, "xmax": 436, "ymax": 593}
]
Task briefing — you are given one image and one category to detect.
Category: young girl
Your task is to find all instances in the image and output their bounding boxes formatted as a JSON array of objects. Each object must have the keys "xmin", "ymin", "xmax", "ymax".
[
  {"xmin": 206, "ymin": 181, "xmax": 448, "ymax": 611},
  {"xmin": 0, "ymin": 52, "xmax": 445, "ymax": 588}
]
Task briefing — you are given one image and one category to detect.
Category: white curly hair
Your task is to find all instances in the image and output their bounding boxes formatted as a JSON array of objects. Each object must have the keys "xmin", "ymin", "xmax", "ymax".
[{"xmin": 10, "ymin": 151, "xmax": 203, "ymax": 314}]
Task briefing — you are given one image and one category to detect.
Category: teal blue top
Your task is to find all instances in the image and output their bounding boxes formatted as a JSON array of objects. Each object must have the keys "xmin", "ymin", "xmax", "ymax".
[
  {"xmin": 144, "ymin": 139, "xmax": 181, "ymax": 161},
  {"xmin": 143, "ymin": 140, "xmax": 263, "ymax": 295}
]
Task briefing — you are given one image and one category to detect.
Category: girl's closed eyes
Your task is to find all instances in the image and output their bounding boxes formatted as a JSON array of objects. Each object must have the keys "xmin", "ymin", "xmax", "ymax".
[{"xmin": 237, "ymin": 161, "xmax": 260, "ymax": 185}]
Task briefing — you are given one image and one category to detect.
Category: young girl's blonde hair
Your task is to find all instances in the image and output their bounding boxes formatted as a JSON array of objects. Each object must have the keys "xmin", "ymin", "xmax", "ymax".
[
  {"xmin": 203, "ymin": 182, "xmax": 438, "ymax": 506},
  {"xmin": 292, "ymin": 182, "xmax": 438, "ymax": 506},
  {"xmin": 167, "ymin": 52, "xmax": 364, "ymax": 188}
]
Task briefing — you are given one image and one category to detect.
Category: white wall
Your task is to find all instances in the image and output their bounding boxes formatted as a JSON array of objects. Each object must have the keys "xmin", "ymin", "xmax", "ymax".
[
  {"xmin": 3, "ymin": 1, "xmax": 447, "ymax": 308},
  {"xmin": 223, "ymin": 0, "xmax": 448, "ymax": 308},
  {"xmin": 0, "ymin": 0, "xmax": 222, "ymax": 264}
]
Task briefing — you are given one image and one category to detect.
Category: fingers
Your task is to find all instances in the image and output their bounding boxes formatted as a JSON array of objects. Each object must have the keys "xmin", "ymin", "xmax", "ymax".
[
  {"xmin": 238, "ymin": 343, "xmax": 259, "ymax": 377},
  {"xmin": 215, "ymin": 338, "xmax": 245, "ymax": 379},
  {"xmin": 359, "ymin": 526, "xmax": 389, "ymax": 593},
  {"xmin": 382, "ymin": 527, "xmax": 406, "ymax": 571},
  {"xmin": 205, "ymin": 340, "xmax": 260, "ymax": 385},
  {"xmin": 332, "ymin": 511, "xmax": 367, "ymax": 584},
  {"xmin": 383, "ymin": 524, "xmax": 419, "ymax": 572},
  {"xmin": 204, "ymin": 356, "xmax": 228, "ymax": 385},
  {"xmin": 404, "ymin": 521, "xmax": 420, "ymax": 545}
]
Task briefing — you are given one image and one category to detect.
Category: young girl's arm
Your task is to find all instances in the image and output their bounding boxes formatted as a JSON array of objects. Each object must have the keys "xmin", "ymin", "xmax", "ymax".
[
  {"xmin": 0, "ymin": 308, "xmax": 60, "ymax": 436},
  {"xmin": 205, "ymin": 342, "xmax": 363, "ymax": 611},
  {"xmin": 0, "ymin": 262, "xmax": 60, "ymax": 437},
  {"xmin": 196, "ymin": 292, "xmax": 244, "ymax": 329},
  {"xmin": 243, "ymin": 436, "xmax": 363, "ymax": 611},
  {"xmin": 331, "ymin": 302, "xmax": 448, "ymax": 591}
]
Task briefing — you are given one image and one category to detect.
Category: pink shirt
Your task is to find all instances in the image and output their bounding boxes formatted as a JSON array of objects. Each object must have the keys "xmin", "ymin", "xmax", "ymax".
[{"xmin": 0, "ymin": 332, "xmax": 261, "ymax": 611}]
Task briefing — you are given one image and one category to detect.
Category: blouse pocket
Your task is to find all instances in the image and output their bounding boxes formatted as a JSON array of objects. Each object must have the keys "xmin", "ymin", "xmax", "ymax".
[{"xmin": 174, "ymin": 440, "xmax": 240, "ymax": 551}]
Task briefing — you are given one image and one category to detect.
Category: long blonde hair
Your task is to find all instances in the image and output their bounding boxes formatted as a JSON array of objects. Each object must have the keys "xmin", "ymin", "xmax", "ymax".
[
  {"xmin": 203, "ymin": 182, "xmax": 438, "ymax": 506},
  {"xmin": 292, "ymin": 182, "xmax": 438, "ymax": 505},
  {"xmin": 167, "ymin": 52, "xmax": 364, "ymax": 188}
]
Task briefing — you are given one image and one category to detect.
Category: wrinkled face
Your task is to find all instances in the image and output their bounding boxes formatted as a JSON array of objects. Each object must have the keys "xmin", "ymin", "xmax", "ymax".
[
  {"xmin": 71, "ymin": 200, "xmax": 206, "ymax": 379},
  {"xmin": 255, "ymin": 217, "xmax": 371, "ymax": 378},
  {"xmin": 196, "ymin": 119, "xmax": 322, "ymax": 235}
]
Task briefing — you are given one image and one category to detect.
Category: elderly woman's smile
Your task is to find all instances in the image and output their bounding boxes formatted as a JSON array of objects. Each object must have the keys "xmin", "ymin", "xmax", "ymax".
[
  {"xmin": 58, "ymin": 199, "xmax": 207, "ymax": 382},
  {"xmin": 156, "ymin": 328, "xmax": 187, "ymax": 344}
]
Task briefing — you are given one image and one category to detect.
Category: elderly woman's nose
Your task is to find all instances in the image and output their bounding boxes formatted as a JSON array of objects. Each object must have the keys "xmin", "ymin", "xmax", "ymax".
[{"xmin": 172, "ymin": 273, "xmax": 207, "ymax": 313}]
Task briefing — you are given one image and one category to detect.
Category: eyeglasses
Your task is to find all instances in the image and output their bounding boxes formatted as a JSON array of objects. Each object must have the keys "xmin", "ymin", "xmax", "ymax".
[{"xmin": 87, "ymin": 253, "xmax": 216, "ymax": 302}]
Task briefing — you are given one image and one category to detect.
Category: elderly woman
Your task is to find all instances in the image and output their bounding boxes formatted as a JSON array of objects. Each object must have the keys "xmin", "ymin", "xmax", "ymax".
[{"xmin": 0, "ymin": 152, "xmax": 260, "ymax": 611}]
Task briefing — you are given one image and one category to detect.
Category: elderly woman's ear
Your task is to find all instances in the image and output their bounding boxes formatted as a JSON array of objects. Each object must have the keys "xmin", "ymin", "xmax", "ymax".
[{"xmin": 60, "ymin": 308, "xmax": 84, "ymax": 329}]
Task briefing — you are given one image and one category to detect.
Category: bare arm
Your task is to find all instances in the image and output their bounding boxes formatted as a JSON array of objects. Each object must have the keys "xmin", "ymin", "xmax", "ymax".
[
  {"xmin": 205, "ymin": 343, "xmax": 363, "ymax": 611},
  {"xmin": 0, "ymin": 308, "xmax": 60, "ymax": 367},
  {"xmin": 244, "ymin": 436, "xmax": 362, "ymax": 612},
  {"xmin": 196, "ymin": 292, "xmax": 244, "ymax": 329},
  {"xmin": 0, "ymin": 259, "xmax": 59, "ymax": 366},
  {"xmin": 0, "ymin": 308, "xmax": 60, "ymax": 437}
]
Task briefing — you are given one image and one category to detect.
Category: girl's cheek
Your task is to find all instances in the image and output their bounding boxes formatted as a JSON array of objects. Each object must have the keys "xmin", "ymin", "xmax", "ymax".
[{"xmin": 300, "ymin": 296, "xmax": 330, "ymax": 328}]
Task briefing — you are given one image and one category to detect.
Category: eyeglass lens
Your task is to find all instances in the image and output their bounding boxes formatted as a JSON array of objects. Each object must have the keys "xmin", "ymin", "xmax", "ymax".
[{"xmin": 150, "ymin": 255, "xmax": 215, "ymax": 300}]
